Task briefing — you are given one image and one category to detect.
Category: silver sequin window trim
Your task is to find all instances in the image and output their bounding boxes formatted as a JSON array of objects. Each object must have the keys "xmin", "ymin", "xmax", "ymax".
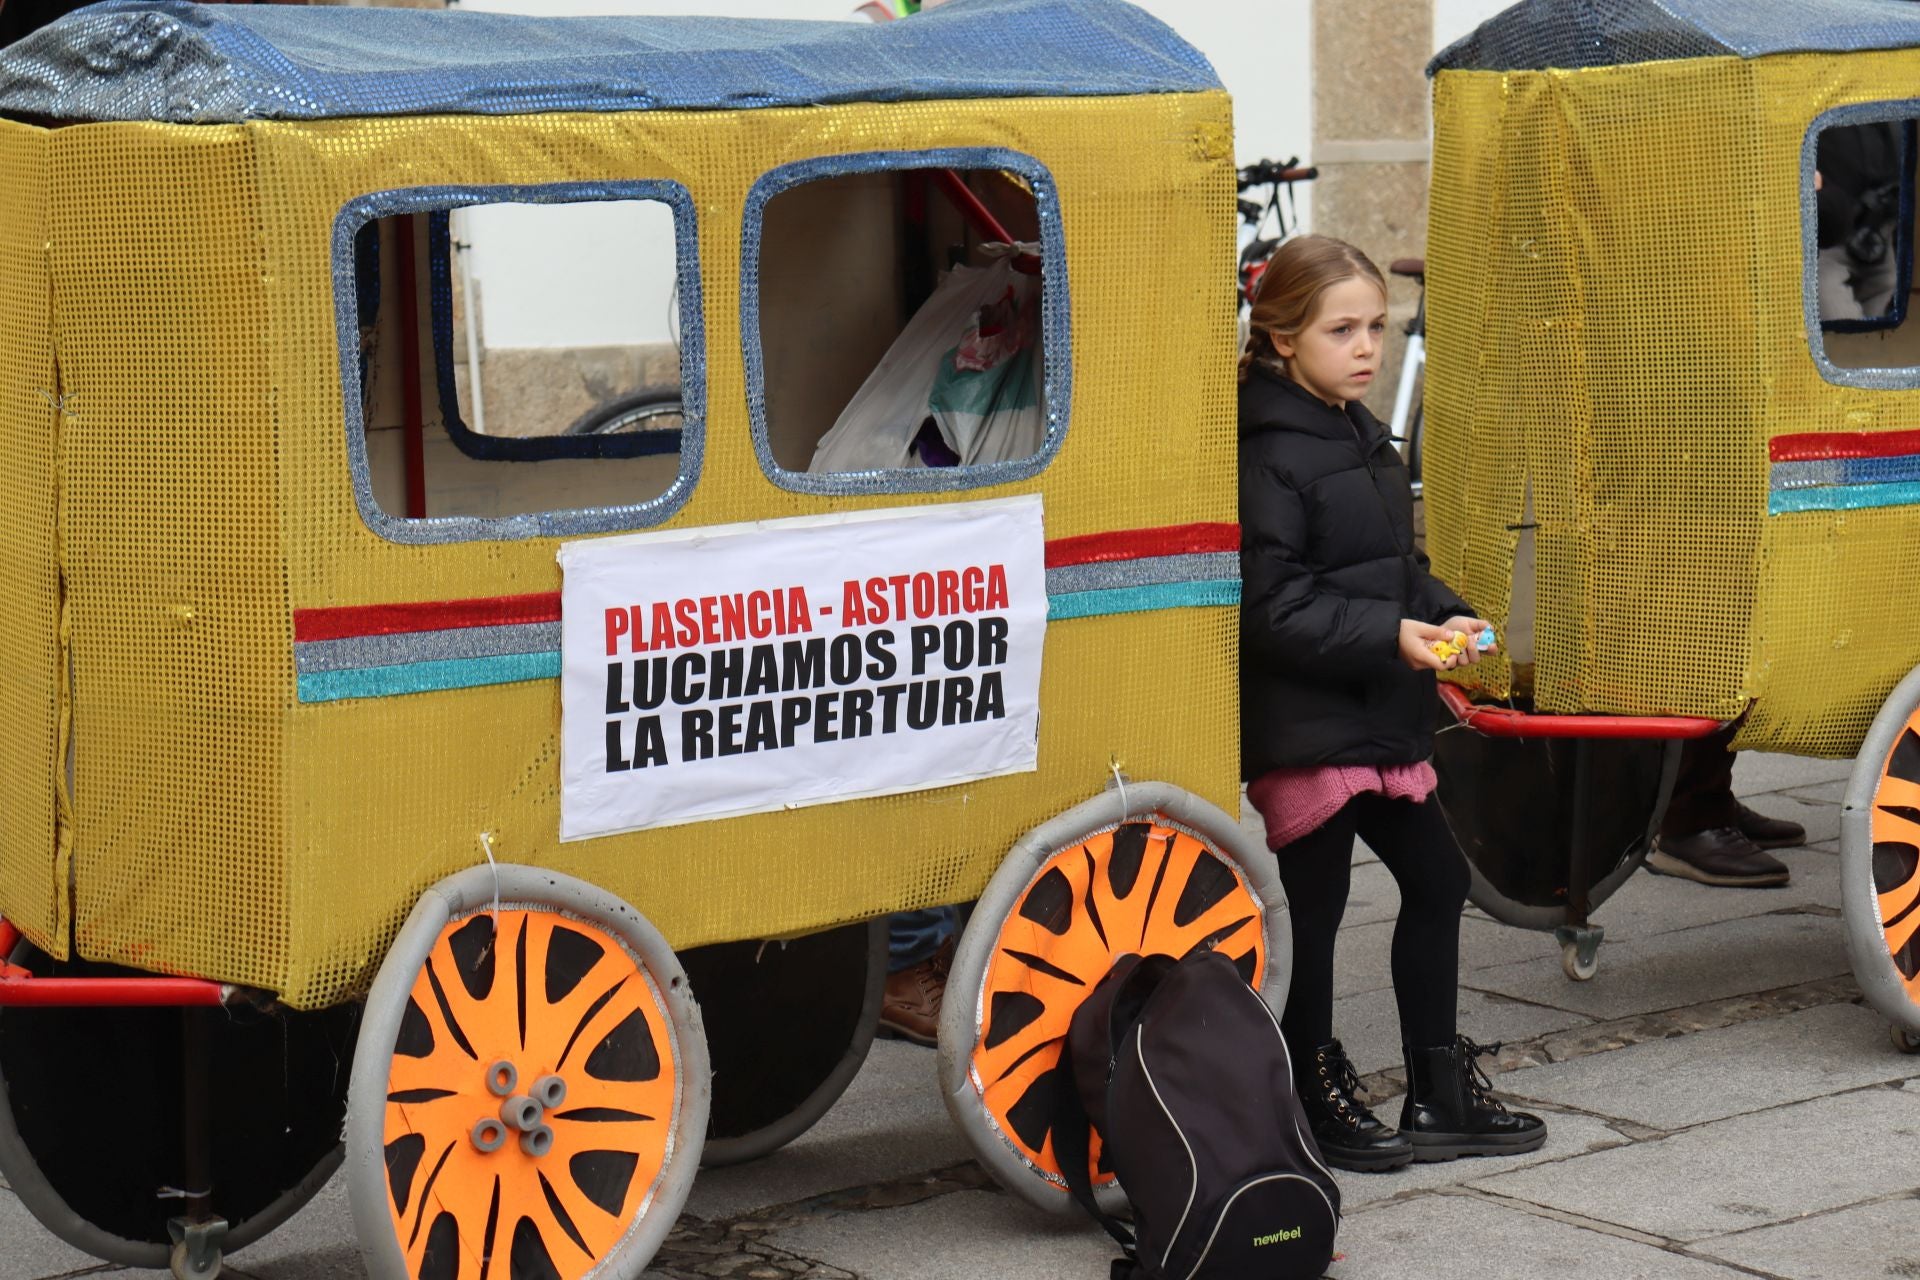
[
  {"xmin": 738, "ymin": 148, "xmax": 1072, "ymax": 499},
  {"xmin": 331, "ymin": 180, "xmax": 706, "ymax": 545}
]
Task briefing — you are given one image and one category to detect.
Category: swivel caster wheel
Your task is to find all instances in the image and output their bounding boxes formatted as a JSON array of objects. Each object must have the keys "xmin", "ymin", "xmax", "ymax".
[
  {"xmin": 167, "ymin": 1218, "xmax": 227, "ymax": 1280},
  {"xmin": 1555, "ymin": 924, "xmax": 1603, "ymax": 982},
  {"xmin": 1892, "ymin": 1024, "xmax": 1920, "ymax": 1055}
]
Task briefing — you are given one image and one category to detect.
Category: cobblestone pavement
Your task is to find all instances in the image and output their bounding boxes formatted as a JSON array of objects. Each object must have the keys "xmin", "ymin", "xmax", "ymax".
[{"xmin": 4, "ymin": 753, "xmax": 1917, "ymax": 1279}]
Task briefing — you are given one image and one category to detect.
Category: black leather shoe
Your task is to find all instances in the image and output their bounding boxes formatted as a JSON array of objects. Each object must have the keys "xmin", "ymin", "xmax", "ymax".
[
  {"xmin": 1300, "ymin": 1039, "xmax": 1413, "ymax": 1172},
  {"xmin": 1734, "ymin": 802, "xmax": 1806, "ymax": 850},
  {"xmin": 1647, "ymin": 827, "xmax": 1790, "ymax": 887},
  {"xmin": 1400, "ymin": 1037, "xmax": 1546, "ymax": 1162}
]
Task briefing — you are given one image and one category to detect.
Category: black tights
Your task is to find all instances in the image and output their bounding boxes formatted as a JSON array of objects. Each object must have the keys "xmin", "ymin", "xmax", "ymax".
[{"xmin": 1273, "ymin": 792, "xmax": 1471, "ymax": 1060}]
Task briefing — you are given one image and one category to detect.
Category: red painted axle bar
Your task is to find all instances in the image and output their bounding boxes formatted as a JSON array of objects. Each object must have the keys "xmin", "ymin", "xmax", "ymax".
[
  {"xmin": 0, "ymin": 920, "xmax": 230, "ymax": 1007},
  {"xmin": 1438, "ymin": 683, "xmax": 1723, "ymax": 740}
]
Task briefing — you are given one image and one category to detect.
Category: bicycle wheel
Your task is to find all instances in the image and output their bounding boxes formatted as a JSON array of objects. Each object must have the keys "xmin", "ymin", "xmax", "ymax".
[{"xmin": 563, "ymin": 387, "xmax": 684, "ymax": 437}]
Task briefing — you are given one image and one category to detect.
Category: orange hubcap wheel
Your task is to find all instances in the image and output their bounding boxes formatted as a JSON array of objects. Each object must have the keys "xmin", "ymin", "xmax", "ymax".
[
  {"xmin": 967, "ymin": 819, "xmax": 1267, "ymax": 1190},
  {"xmin": 1871, "ymin": 714, "xmax": 1920, "ymax": 1006},
  {"xmin": 381, "ymin": 909, "xmax": 678, "ymax": 1280}
]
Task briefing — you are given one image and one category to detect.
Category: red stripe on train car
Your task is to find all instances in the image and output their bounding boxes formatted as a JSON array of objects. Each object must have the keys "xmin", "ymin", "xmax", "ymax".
[
  {"xmin": 293, "ymin": 592, "xmax": 562, "ymax": 642},
  {"xmin": 1043, "ymin": 522, "xmax": 1240, "ymax": 568},
  {"xmin": 1769, "ymin": 429, "xmax": 1920, "ymax": 462}
]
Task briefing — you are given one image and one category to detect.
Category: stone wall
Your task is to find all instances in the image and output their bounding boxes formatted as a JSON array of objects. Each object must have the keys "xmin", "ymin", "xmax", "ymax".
[{"xmin": 1312, "ymin": 0, "xmax": 1434, "ymax": 423}]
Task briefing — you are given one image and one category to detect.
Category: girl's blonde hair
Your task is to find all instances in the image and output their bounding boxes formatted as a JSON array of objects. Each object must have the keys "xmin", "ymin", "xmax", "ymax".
[{"xmin": 1239, "ymin": 234, "xmax": 1388, "ymax": 382}]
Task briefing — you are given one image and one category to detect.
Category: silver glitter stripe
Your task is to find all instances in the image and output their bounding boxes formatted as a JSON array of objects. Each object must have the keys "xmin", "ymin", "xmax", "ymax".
[
  {"xmin": 295, "ymin": 621, "xmax": 561, "ymax": 675},
  {"xmin": 1044, "ymin": 552, "xmax": 1239, "ymax": 596},
  {"xmin": 1771, "ymin": 454, "xmax": 1920, "ymax": 490}
]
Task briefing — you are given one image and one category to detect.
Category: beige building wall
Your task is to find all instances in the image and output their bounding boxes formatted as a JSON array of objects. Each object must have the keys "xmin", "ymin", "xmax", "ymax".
[{"xmin": 1312, "ymin": 0, "xmax": 1435, "ymax": 425}]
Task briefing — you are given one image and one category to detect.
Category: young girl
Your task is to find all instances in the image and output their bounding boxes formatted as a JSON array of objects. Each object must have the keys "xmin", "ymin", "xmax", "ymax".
[{"xmin": 1239, "ymin": 235, "xmax": 1545, "ymax": 1171}]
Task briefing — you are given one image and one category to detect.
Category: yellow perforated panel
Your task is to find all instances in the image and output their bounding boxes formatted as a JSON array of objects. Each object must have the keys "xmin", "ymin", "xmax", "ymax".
[
  {"xmin": 1425, "ymin": 52, "xmax": 1920, "ymax": 757},
  {"xmin": 51, "ymin": 93, "xmax": 1238, "ymax": 1007},
  {"xmin": 52, "ymin": 124, "xmax": 292, "ymax": 985},
  {"xmin": 0, "ymin": 119, "xmax": 63, "ymax": 958}
]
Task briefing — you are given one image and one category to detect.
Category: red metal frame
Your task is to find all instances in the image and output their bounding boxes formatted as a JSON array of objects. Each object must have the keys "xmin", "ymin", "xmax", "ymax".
[
  {"xmin": 0, "ymin": 919, "xmax": 230, "ymax": 1007},
  {"xmin": 1438, "ymin": 683, "xmax": 1722, "ymax": 741},
  {"xmin": 394, "ymin": 214, "xmax": 429, "ymax": 521},
  {"xmin": 931, "ymin": 169, "xmax": 1041, "ymax": 274}
]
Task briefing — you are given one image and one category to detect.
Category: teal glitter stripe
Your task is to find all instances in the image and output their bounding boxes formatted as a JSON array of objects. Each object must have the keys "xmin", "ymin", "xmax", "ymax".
[
  {"xmin": 295, "ymin": 582, "xmax": 1239, "ymax": 702},
  {"xmin": 297, "ymin": 651, "xmax": 562, "ymax": 703},
  {"xmin": 1046, "ymin": 579, "xmax": 1241, "ymax": 621},
  {"xmin": 1768, "ymin": 481, "xmax": 1920, "ymax": 515}
]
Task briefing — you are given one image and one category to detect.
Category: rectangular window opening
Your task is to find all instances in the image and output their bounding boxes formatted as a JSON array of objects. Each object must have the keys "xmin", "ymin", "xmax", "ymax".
[
  {"xmin": 750, "ymin": 160, "xmax": 1061, "ymax": 490},
  {"xmin": 345, "ymin": 188, "xmax": 699, "ymax": 539},
  {"xmin": 1811, "ymin": 116, "xmax": 1920, "ymax": 372}
]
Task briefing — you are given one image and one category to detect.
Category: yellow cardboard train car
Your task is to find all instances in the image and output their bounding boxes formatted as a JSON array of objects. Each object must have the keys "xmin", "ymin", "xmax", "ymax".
[
  {"xmin": 0, "ymin": 3, "xmax": 1290, "ymax": 1277},
  {"xmin": 1424, "ymin": 0, "xmax": 1920, "ymax": 1049}
]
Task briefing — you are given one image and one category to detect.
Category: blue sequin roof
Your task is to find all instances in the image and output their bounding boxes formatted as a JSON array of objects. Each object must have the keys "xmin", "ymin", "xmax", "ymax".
[
  {"xmin": 0, "ymin": 0, "xmax": 1219, "ymax": 124},
  {"xmin": 1431, "ymin": 0, "xmax": 1920, "ymax": 74}
]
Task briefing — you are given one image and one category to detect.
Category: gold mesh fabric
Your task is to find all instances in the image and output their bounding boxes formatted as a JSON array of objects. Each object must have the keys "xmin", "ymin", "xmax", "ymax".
[
  {"xmin": 0, "ymin": 120, "xmax": 63, "ymax": 957},
  {"xmin": 51, "ymin": 93, "xmax": 1237, "ymax": 1007},
  {"xmin": 1425, "ymin": 52, "xmax": 1920, "ymax": 757},
  {"xmin": 52, "ymin": 124, "xmax": 292, "ymax": 984}
]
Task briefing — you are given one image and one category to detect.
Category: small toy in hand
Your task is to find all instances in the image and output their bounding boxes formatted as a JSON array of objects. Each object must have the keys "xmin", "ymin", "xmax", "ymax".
[{"xmin": 1430, "ymin": 626, "xmax": 1498, "ymax": 660}]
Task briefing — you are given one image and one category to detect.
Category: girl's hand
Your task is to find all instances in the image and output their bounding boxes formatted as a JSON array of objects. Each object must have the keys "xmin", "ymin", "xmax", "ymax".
[
  {"xmin": 1438, "ymin": 615, "xmax": 1497, "ymax": 665},
  {"xmin": 1398, "ymin": 619, "xmax": 1455, "ymax": 671}
]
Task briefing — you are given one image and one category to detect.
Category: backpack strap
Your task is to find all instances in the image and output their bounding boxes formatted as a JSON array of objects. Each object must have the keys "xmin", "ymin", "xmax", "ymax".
[{"xmin": 1052, "ymin": 1029, "xmax": 1138, "ymax": 1257}]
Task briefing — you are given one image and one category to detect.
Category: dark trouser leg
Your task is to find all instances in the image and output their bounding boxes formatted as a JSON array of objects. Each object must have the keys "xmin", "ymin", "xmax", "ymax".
[
  {"xmin": 1271, "ymin": 802, "xmax": 1361, "ymax": 1058},
  {"xmin": 1659, "ymin": 725, "xmax": 1739, "ymax": 839},
  {"xmin": 1350, "ymin": 793, "xmax": 1470, "ymax": 1050},
  {"xmin": 1273, "ymin": 801, "xmax": 1415, "ymax": 1170}
]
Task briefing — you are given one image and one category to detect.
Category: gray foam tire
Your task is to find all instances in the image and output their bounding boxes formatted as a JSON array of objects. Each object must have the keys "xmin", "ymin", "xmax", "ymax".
[
  {"xmin": 1841, "ymin": 662, "xmax": 1920, "ymax": 1038},
  {"xmin": 344, "ymin": 864, "xmax": 708, "ymax": 1280}
]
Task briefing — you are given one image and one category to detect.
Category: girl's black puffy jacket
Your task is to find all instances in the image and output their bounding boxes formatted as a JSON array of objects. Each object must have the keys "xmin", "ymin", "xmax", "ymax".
[{"xmin": 1239, "ymin": 363, "xmax": 1473, "ymax": 776}]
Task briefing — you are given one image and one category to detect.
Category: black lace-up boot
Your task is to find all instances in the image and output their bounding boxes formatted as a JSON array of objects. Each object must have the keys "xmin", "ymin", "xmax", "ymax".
[
  {"xmin": 1299, "ymin": 1039, "xmax": 1413, "ymax": 1172},
  {"xmin": 1400, "ymin": 1036, "xmax": 1548, "ymax": 1162}
]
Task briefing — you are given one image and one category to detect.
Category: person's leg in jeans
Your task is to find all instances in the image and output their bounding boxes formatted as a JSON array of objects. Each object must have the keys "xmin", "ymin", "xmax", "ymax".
[
  {"xmin": 879, "ymin": 907, "xmax": 958, "ymax": 1046},
  {"xmin": 1353, "ymin": 792, "xmax": 1544, "ymax": 1160},
  {"xmin": 1271, "ymin": 799, "xmax": 1412, "ymax": 1170},
  {"xmin": 1650, "ymin": 726, "xmax": 1798, "ymax": 887}
]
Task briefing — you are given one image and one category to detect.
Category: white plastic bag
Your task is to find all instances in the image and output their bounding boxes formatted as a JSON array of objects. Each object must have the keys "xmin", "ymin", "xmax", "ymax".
[{"xmin": 808, "ymin": 242, "xmax": 1045, "ymax": 473}]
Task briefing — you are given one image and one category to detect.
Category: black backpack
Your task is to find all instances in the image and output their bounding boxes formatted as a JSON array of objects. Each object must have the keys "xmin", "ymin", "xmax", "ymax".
[{"xmin": 1053, "ymin": 949, "xmax": 1341, "ymax": 1280}]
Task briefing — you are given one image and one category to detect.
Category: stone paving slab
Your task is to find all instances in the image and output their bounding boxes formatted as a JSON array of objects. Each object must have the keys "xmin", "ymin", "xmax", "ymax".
[
  {"xmin": 685, "ymin": 1042, "xmax": 971, "ymax": 1222},
  {"xmin": 1329, "ymin": 1191, "xmax": 1739, "ymax": 1279},
  {"xmin": 1331, "ymin": 985, "xmax": 1592, "ymax": 1077},
  {"xmin": 0, "ymin": 1186, "xmax": 111, "ymax": 1278},
  {"xmin": 1468, "ymin": 1087, "xmax": 1920, "ymax": 1241},
  {"xmin": 1692, "ymin": 1194, "xmax": 1920, "ymax": 1279},
  {"xmin": 1340, "ymin": 861, "xmax": 1405, "ymax": 929},
  {"xmin": 1492, "ymin": 1003, "xmax": 1919, "ymax": 1130},
  {"xmin": 761, "ymin": 1189, "xmax": 1114, "ymax": 1279},
  {"xmin": 1734, "ymin": 752, "xmax": 1853, "ymax": 798},
  {"xmin": 1584, "ymin": 849, "xmax": 1841, "ymax": 942},
  {"xmin": 1332, "ymin": 1102, "xmax": 1626, "ymax": 1212},
  {"xmin": 1783, "ymin": 780, "xmax": 1849, "ymax": 806},
  {"xmin": 1465, "ymin": 912, "xmax": 1849, "ymax": 1020},
  {"xmin": 226, "ymin": 1177, "xmax": 358, "ymax": 1280}
]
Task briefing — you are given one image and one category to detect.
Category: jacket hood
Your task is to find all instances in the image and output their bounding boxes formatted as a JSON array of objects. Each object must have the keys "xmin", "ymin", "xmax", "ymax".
[{"xmin": 1238, "ymin": 362, "xmax": 1391, "ymax": 453}]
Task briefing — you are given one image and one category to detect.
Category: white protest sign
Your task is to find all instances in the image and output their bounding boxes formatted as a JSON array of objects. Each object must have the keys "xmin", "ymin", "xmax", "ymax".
[{"xmin": 557, "ymin": 495, "xmax": 1046, "ymax": 838}]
